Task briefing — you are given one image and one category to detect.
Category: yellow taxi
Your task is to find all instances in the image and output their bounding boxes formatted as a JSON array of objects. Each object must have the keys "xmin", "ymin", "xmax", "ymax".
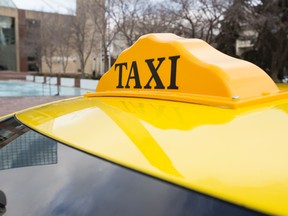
[{"xmin": 1, "ymin": 33, "xmax": 288, "ymax": 215}]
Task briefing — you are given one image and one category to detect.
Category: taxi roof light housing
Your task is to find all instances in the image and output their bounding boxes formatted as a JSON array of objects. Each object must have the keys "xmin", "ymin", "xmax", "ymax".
[{"xmin": 86, "ymin": 33, "xmax": 288, "ymax": 108}]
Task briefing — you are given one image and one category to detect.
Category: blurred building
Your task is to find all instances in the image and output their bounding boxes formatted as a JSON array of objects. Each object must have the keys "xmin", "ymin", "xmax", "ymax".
[
  {"xmin": 235, "ymin": 23, "xmax": 258, "ymax": 57},
  {"xmin": 0, "ymin": 4, "xmax": 54, "ymax": 72},
  {"xmin": 0, "ymin": 1, "xmax": 17, "ymax": 71},
  {"xmin": 0, "ymin": 0, "xmax": 105, "ymax": 76}
]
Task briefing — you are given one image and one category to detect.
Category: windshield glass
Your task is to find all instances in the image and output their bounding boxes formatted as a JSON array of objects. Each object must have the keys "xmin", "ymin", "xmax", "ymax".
[{"xmin": 0, "ymin": 116, "xmax": 263, "ymax": 216}]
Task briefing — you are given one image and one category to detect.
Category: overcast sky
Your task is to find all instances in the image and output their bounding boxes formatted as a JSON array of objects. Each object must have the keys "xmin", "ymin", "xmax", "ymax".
[{"xmin": 13, "ymin": 0, "xmax": 76, "ymax": 14}]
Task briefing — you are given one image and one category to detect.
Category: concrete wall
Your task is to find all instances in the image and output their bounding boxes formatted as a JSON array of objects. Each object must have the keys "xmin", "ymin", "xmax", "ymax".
[
  {"xmin": 26, "ymin": 75, "xmax": 98, "ymax": 91},
  {"xmin": 34, "ymin": 75, "xmax": 44, "ymax": 83},
  {"xmin": 26, "ymin": 74, "xmax": 33, "ymax": 81},
  {"xmin": 60, "ymin": 77, "xmax": 74, "ymax": 87},
  {"xmin": 80, "ymin": 79, "xmax": 98, "ymax": 90}
]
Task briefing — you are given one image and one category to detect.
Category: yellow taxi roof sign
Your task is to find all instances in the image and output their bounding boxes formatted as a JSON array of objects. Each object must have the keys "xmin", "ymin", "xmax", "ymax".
[{"xmin": 86, "ymin": 33, "xmax": 287, "ymax": 108}]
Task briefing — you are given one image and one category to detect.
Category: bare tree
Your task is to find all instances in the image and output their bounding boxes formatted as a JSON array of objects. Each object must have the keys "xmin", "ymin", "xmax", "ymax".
[
  {"xmin": 54, "ymin": 14, "xmax": 74, "ymax": 74},
  {"xmin": 215, "ymin": 0, "xmax": 251, "ymax": 56},
  {"xmin": 252, "ymin": 0, "xmax": 288, "ymax": 81},
  {"xmin": 198, "ymin": 0, "xmax": 228, "ymax": 43},
  {"xmin": 89, "ymin": 0, "xmax": 118, "ymax": 72},
  {"xmin": 165, "ymin": 0, "xmax": 227, "ymax": 43},
  {"xmin": 21, "ymin": 11, "xmax": 74, "ymax": 74},
  {"xmin": 109, "ymin": 0, "xmax": 178, "ymax": 50},
  {"xmin": 40, "ymin": 13, "xmax": 58, "ymax": 75},
  {"xmin": 110, "ymin": 0, "xmax": 148, "ymax": 47},
  {"xmin": 71, "ymin": 0, "xmax": 98, "ymax": 77},
  {"xmin": 136, "ymin": 2, "xmax": 177, "ymax": 34}
]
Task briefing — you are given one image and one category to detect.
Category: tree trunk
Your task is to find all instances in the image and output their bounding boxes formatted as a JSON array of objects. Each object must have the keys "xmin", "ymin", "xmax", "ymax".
[{"xmin": 270, "ymin": 59, "xmax": 280, "ymax": 83}]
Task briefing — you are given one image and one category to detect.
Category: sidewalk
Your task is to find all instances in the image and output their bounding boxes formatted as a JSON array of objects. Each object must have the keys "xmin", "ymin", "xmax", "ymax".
[
  {"xmin": 0, "ymin": 96, "xmax": 73, "ymax": 116},
  {"xmin": 0, "ymin": 71, "xmax": 29, "ymax": 80}
]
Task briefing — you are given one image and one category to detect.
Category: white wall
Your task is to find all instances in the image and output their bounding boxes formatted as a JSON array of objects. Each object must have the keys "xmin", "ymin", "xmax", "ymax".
[
  {"xmin": 61, "ymin": 77, "xmax": 74, "ymax": 87},
  {"xmin": 80, "ymin": 79, "xmax": 98, "ymax": 90},
  {"xmin": 34, "ymin": 76, "xmax": 44, "ymax": 83},
  {"xmin": 26, "ymin": 75, "xmax": 34, "ymax": 81},
  {"xmin": 26, "ymin": 75, "xmax": 99, "ymax": 91}
]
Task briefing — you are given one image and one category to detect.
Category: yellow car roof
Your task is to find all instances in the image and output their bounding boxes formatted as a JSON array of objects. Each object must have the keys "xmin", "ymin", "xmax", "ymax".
[
  {"xmin": 15, "ymin": 33, "xmax": 288, "ymax": 215},
  {"xmin": 15, "ymin": 96, "xmax": 288, "ymax": 215}
]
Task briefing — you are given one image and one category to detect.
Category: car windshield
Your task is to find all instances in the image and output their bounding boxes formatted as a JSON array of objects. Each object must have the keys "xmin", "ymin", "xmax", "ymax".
[{"xmin": 0, "ymin": 116, "xmax": 264, "ymax": 216}]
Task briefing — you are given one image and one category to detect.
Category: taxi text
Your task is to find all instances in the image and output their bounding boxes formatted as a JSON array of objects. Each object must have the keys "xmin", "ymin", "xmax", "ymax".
[{"xmin": 115, "ymin": 55, "xmax": 180, "ymax": 90}]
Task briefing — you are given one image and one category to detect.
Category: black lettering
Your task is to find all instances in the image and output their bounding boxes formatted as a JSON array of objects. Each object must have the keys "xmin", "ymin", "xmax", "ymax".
[
  {"xmin": 125, "ymin": 61, "xmax": 142, "ymax": 89},
  {"xmin": 115, "ymin": 62, "xmax": 127, "ymax": 88},
  {"xmin": 167, "ymin": 55, "xmax": 180, "ymax": 89},
  {"xmin": 144, "ymin": 57, "xmax": 165, "ymax": 89}
]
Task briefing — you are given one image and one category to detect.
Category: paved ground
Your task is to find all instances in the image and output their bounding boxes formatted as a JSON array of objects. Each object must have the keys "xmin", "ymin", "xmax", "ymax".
[
  {"xmin": 0, "ymin": 71, "xmax": 74, "ymax": 116},
  {"xmin": 0, "ymin": 96, "xmax": 73, "ymax": 116},
  {"xmin": 0, "ymin": 71, "xmax": 29, "ymax": 80}
]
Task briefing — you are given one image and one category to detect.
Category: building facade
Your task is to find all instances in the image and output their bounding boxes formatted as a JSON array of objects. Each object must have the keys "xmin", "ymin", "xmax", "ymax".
[
  {"xmin": 0, "ymin": 0, "xmax": 106, "ymax": 76},
  {"xmin": 0, "ymin": 2, "xmax": 18, "ymax": 71}
]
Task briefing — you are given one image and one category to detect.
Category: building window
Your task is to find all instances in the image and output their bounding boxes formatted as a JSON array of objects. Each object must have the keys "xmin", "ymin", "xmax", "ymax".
[
  {"xmin": 0, "ymin": 16, "xmax": 15, "ymax": 45},
  {"xmin": 0, "ymin": 15, "xmax": 16, "ymax": 70}
]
